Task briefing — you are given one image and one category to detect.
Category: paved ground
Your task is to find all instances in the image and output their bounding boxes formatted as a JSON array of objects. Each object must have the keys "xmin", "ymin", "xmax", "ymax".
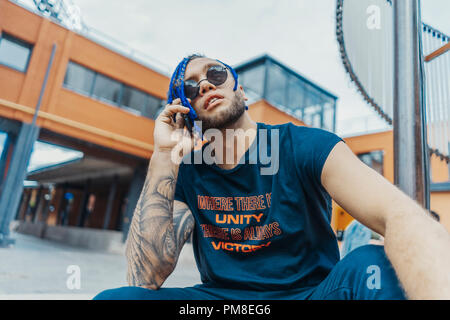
[{"xmin": 0, "ymin": 231, "xmax": 201, "ymax": 300}]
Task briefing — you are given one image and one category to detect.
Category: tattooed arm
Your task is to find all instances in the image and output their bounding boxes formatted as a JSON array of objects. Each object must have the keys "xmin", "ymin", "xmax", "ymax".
[{"xmin": 125, "ymin": 98, "xmax": 196, "ymax": 289}]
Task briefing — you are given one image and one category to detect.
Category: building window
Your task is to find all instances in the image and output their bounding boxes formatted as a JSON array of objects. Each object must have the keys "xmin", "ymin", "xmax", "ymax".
[
  {"xmin": 92, "ymin": 73, "xmax": 122, "ymax": 105},
  {"xmin": 121, "ymin": 86, "xmax": 147, "ymax": 116},
  {"xmin": 303, "ymin": 104, "xmax": 322, "ymax": 128},
  {"xmin": 0, "ymin": 33, "xmax": 33, "ymax": 72},
  {"xmin": 322, "ymin": 102, "xmax": 335, "ymax": 132},
  {"xmin": 266, "ymin": 62, "xmax": 288, "ymax": 107},
  {"xmin": 145, "ymin": 95, "xmax": 163, "ymax": 119},
  {"xmin": 358, "ymin": 151, "xmax": 384, "ymax": 175},
  {"xmin": 63, "ymin": 61, "xmax": 162, "ymax": 119},
  {"xmin": 63, "ymin": 61, "xmax": 95, "ymax": 95},
  {"xmin": 235, "ymin": 56, "xmax": 338, "ymax": 132},
  {"xmin": 287, "ymin": 77, "xmax": 305, "ymax": 110},
  {"xmin": 238, "ymin": 63, "xmax": 265, "ymax": 100}
]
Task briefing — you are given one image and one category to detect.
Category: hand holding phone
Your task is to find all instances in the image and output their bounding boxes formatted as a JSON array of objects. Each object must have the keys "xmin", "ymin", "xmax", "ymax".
[
  {"xmin": 173, "ymin": 112, "xmax": 194, "ymax": 136},
  {"xmin": 154, "ymin": 98, "xmax": 195, "ymax": 154}
]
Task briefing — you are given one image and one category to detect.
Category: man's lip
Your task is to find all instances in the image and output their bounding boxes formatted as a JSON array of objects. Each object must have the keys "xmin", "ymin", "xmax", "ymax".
[
  {"xmin": 204, "ymin": 95, "xmax": 224, "ymax": 110},
  {"xmin": 205, "ymin": 98, "xmax": 223, "ymax": 111}
]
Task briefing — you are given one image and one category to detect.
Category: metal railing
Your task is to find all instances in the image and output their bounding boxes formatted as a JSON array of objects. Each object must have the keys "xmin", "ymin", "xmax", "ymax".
[
  {"xmin": 422, "ymin": 24, "xmax": 450, "ymax": 162},
  {"xmin": 336, "ymin": 0, "xmax": 449, "ymax": 163}
]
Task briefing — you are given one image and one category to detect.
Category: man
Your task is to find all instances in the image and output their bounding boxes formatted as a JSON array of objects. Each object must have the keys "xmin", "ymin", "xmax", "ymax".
[{"xmin": 94, "ymin": 55, "xmax": 450, "ymax": 300}]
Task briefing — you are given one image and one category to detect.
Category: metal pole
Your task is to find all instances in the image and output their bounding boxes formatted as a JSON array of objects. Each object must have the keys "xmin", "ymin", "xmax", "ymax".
[
  {"xmin": 33, "ymin": 43, "xmax": 57, "ymax": 126},
  {"xmin": 393, "ymin": 0, "xmax": 430, "ymax": 208},
  {"xmin": 0, "ymin": 43, "xmax": 57, "ymax": 246},
  {"xmin": 0, "ymin": 134, "xmax": 12, "ymax": 192}
]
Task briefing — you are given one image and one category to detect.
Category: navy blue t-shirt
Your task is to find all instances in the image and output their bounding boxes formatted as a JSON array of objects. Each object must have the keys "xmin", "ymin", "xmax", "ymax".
[{"xmin": 174, "ymin": 122, "xmax": 344, "ymax": 292}]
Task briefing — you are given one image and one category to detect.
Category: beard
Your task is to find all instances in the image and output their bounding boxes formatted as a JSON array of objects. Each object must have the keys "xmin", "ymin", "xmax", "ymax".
[{"xmin": 196, "ymin": 92, "xmax": 246, "ymax": 133}]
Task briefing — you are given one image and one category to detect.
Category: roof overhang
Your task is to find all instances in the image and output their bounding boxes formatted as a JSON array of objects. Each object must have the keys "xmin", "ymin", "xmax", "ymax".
[{"xmin": 26, "ymin": 156, "xmax": 134, "ymax": 187}]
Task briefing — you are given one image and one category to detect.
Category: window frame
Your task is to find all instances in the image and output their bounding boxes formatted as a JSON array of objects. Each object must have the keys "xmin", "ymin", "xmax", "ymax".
[
  {"xmin": 120, "ymin": 84, "xmax": 151, "ymax": 117},
  {"xmin": 91, "ymin": 72, "xmax": 123, "ymax": 106},
  {"xmin": 62, "ymin": 60, "xmax": 162, "ymax": 119},
  {"xmin": 63, "ymin": 61, "xmax": 96, "ymax": 96},
  {"xmin": 0, "ymin": 33, "xmax": 33, "ymax": 73},
  {"xmin": 357, "ymin": 150, "xmax": 385, "ymax": 176}
]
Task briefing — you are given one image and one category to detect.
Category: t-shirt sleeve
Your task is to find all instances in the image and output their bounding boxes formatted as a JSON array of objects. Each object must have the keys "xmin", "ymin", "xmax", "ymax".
[
  {"xmin": 292, "ymin": 124, "xmax": 345, "ymax": 187},
  {"xmin": 174, "ymin": 163, "xmax": 187, "ymax": 203}
]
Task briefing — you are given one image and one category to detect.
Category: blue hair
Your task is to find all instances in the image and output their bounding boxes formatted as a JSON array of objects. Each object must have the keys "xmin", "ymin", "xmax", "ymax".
[{"xmin": 167, "ymin": 55, "xmax": 245, "ymax": 136}]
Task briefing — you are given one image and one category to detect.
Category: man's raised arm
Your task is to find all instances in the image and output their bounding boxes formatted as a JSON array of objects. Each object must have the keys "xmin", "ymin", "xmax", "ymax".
[{"xmin": 125, "ymin": 99, "xmax": 195, "ymax": 289}]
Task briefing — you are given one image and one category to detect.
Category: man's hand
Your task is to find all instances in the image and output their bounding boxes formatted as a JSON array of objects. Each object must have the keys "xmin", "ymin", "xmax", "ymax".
[{"xmin": 154, "ymin": 98, "xmax": 196, "ymax": 155}]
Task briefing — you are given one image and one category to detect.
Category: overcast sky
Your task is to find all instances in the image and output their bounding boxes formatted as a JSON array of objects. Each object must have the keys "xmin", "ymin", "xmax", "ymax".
[
  {"xmin": 70, "ymin": 0, "xmax": 449, "ymax": 135},
  {"xmin": 7, "ymin": 0, "xmax": 450, "ymax": 171}
]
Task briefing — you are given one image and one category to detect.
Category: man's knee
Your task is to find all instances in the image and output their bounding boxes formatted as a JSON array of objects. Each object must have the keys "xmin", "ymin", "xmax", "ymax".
[
  {"xmin": 342, "ymin": 244, "xmax": 390, "ymax": 269},
  {"xmin": 339, "ymin": 244, "xmax": 407, "ymax": 299},
  {"xmin": 338, "ymin": 245, "xmax": 398, "ymax": 286}
]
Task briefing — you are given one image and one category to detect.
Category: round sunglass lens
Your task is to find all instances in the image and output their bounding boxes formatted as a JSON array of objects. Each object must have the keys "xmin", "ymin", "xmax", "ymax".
[
  {"xmin": 207, "ymin": 65, "xmax": 227, "ymax": 86},
  {"xmin": 184, "ymin": 80, "xmax": 199, "ymax": 100}
]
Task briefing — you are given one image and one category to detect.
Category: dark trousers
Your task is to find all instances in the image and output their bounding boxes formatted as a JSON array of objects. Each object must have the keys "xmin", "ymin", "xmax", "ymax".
[{"xmin": 93, "ymin": 245, "xmax": 407, "ymax": 300}]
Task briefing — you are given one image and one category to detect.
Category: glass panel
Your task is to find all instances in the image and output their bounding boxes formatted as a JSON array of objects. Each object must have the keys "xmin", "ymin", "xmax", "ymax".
[
  {"xmin": 92, "ymin": 74, "xmax": 122, "ymax": 105},
  {"xmin": 293, "ymin": 108, "xmax": 303, "ymax": 119},
  {"xmin": 121, "ymin": 86, "xmax": 148, "ymax": 115},
  {"xmin": 312, "ymin": 112, "xmax": 322, "ymax": 128},
  {"xmin": 304, "ymin": 84, "xmax": 321, "ymax": 108},
  {"xmin": 266, "ymin": 62, "xmax": 288, "ymax": 106},
  {"xmin": 143, "ymin": 95, "xmax": 162, "ymax": 119},
  {"xmin": 238, "ymin": 63, "xmax": 265, "ymax": 97},
  {"xmin": 0, "ymin": 35, "xmax": 32, "ymax": 72},
  {"xmin": 358, "ymin": 151, "xmax": 384, "ymax": 175},
  {"xmin": 287, "ymin": 77, "xmax": 305, "ymax": 110},
  {"xmin": 153, "ymin": 99, "xmax": 166, "ymax": 119},
  {"xmin": 303, "ymin": 104, "xmax": 322, "ymax": 128},
  {"xmin": 63, "ymin": 62, "xmax": 95, "ymax": 95},
  {"xmin": 322, "ymin": 102, "xmax": 335, "ymax": 132}
]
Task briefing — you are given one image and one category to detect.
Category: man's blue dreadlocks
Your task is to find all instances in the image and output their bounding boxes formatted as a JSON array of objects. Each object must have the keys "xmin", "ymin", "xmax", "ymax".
[{"xmin": 167, "ymin": 54, "xmax": 245, "ymax": 136}]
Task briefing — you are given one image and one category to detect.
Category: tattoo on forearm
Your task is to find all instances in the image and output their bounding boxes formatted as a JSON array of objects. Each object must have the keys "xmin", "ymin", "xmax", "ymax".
[
  {"xmin": 173, "ymin": 205, "xmax": 195, "ymax": 250},
  {"xmin": 125, "ymin": 165, "xmax": 194, "ymax": 289}
]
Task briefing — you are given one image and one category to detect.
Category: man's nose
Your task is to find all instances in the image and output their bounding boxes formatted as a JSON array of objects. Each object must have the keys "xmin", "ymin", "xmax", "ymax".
[{"xmin": 198, "ymin": 79, "xmax": 216, "ymax": 96}]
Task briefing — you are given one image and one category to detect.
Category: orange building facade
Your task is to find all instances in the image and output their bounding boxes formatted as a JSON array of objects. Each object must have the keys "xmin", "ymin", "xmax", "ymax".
[{"xmin": 0, "ymin": 0, "xmax": 167, "ymax": 159}]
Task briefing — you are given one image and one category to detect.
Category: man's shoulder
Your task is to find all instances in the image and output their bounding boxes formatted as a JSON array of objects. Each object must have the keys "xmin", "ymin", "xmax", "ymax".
[
  {"xmin": 258, "ymin": 121, "xmax": 306, "ymax": 137},
  {"xmin": 259, "ymin": 121, "xmax": 324, "ymax": 133},
  {"xmin": 258, "ymin": 121, "xmax": 293, "ymax": 130},
  {"xmin": 284, "ymin": 123, "xmax": 342, "ymax": 142},
  {"xmin": 260, "ymin": 122, "xmax": 336, "ymax": 142}
]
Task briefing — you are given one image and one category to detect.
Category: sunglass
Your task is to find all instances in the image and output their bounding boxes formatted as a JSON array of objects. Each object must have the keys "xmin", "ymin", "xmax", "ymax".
[{"xmin": 182, "ymin": 65, "xmax": 228, "ymax": 100}]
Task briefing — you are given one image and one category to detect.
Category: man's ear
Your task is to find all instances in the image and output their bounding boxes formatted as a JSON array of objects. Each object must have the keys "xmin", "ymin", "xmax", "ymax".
[{"xmin": 239, "ymin": 85, "xmax": 248, "ymax": 101}]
